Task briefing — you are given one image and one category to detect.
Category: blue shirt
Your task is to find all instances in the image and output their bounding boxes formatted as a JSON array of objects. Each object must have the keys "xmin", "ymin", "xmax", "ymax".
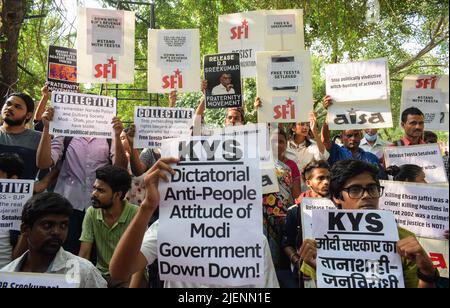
[{"xmin": 328, "ymin": 142, "xmax": 386, "ymax": 179}]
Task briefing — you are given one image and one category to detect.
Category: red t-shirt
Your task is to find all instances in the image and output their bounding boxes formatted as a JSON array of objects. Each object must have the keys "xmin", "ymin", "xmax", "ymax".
[{"xmin": 284, "ymin": 159, "xmax": 301, "ymax": 182}]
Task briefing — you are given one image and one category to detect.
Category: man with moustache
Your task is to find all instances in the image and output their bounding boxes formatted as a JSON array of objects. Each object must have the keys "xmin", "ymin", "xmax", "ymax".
[
  {"xmin": 394, "ymin": 107, "xmax": 426, "ymax": 146},
  {"xmin": 298, "ymin": 160, "xmax": 439, "ymax": 288},
  {"xmin": 0, "ymin": 93, "xmax": 41, "ymax": 180},
  {"xmin": 0, "ymin": 192, "xmax": 106, "ymax": 288},
  {"xmin": 79, "ymin": 165, "xmax": 137, "ymax": 288}
]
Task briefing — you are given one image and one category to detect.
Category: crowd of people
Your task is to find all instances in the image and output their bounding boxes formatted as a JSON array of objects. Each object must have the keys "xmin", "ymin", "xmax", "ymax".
[{"xmin": 0, "ymin": 79, "xmax": 448, "ymax": 288}]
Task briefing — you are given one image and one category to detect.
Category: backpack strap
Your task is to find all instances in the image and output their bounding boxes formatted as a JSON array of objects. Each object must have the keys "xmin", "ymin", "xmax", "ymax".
[{"xmin": 61, "ymin": 137, "xmax": 73, "ymax": 164}]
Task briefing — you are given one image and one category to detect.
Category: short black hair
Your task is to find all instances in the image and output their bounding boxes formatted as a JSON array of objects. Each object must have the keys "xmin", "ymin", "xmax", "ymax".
[
  {"xmin": 22, "ymin": 192, "xmax": 73, "ymax": 228},
  {"xmin": 386, "ymin": 164, "xmax": 424, "ymax": 182},
  {"xmin": 302, "ymin": 160, "xmax": 330, "ymax": 183},
  {"xmin": 0, "ymin": 153, "xmax": 24, "ymax": 178},
  {"xmin": 7, "ymin": 93, "xmax": 35, "ymax": 114},
  {"xmin": 423, "ymin": 131, "xmax": 438, "ymax": 143},
  {"xmin": 95, "ymin": 165, "xmax": 131, "ymax": 200},
  {"xmin": 329, "ymin": 160, "xmax": 380, "ymax": 200},
  {"xmin": 401, "ymin": 107, "xmax": 424, "ymax": 123}
]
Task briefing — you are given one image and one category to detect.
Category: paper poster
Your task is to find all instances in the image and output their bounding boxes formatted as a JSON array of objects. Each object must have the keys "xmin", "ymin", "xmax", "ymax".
[
  {"xmin": 384, "ymin": 144, "xmax": 448, "ymax": 183},
  {"xmin": 327, "ymin": 102, "xmax": 393, "ymax": 130},
  {"xmin": 47, "ymin": 46, "xmax": 79, "ymax": 93},
  {"xmin": 148, "ymin": 29, "xmax": 200, "ymax": 93},
  {"xmin": 401, "ymin": 75, "xmax": 449, "ymax": 131},
  {"xmin": 133, "ymin": 107, "xmax": 194, "ymax": 149},
  {"xmin": 300, "ymin": 198, "xmax": 336, "ymax": 240},
  {"xmin": 77, "ymin": 7, "xmax": 135, "ymax": 84},
  {"xmin": 256, "ymin": 51, "xmax": 313, "ymax": 123},
  {"xmin": 0, "ymin": 272, "xmax": 78, "ymax": 288},
  {"xmin": 313, "ymin": 209, "xmax": 405, "ymax": 288},
  {"xmin": 418, "ymin": 237, "xmax": 449, "ymax": 278},
  {"xmin": 158, "ymin": 133, "xmax": 263, "ymax": 286},
  {"xmin": 379, "ymin": 180, "xmax": 449, "ymax": 240},
  {"xmin": 0, "ymin": 179, "xmax": 34, "ymax": 231},
  {"xmin": 219, "ymin": 10, "xmax": 304, "ymax": 78},
  {"xmin": 49, "ymin": 92, "xmax": 116, "ymax": 138},
  {"xmin": 204, "ymin": 53, "xmax": 242, "ymax": 108}
]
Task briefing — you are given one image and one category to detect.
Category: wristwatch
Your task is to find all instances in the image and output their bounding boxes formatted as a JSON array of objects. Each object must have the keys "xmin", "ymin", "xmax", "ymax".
[{"xmin": 417, "ymin": 268, "xmax": 440, "ymax": 283}]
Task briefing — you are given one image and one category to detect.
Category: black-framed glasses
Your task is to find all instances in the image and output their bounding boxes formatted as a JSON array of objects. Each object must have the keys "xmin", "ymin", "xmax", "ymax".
[{"xmin": 342, "ymin": 184, "xmax": 384, "ymax": 199}]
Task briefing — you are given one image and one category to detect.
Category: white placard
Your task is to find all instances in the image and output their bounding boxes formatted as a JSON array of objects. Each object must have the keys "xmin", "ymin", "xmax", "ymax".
[
  {"xmin": 379, "ymin": 180, "xmax": 449, "ymax": 240},
  {"xmin": 0, "ymin": 180, "xmax": 34, "ymax": 231},
  {"xmin": 400, "ymin": 75, "xmax": 449, "ymax": 131},
  {"xmin": 313, "ymin": 209, "xmax": 405, "ymax": 288},
  {"xmin": 257, "ymin": 51, "xmax": 313, "ymax": 123},
  {"xmin": 49, "ymin": 92, "xmax": 116, "ymax": 138},
  {"xmin": 327, "ymin": 102, "xmax": 393, "ymax": 130},
  {"xmin": 219, "ymin": 10, "xmax": 304, "ymax": 78},
  {"xmin": 300, "ymin": 198, "xmax": 336, "ymax": 240},
  {"xmin": 158, "ymin": 134, "xmax": 263, "ymax": 286},
  {"xmin": 268, "ymin": 61, "xmax": 302, "ymax": 88},
  {"xmin": 418, "ymin": 237, "xmax": 449, "ymax": 278},
  {"xmin": 133, "ymin": 107, "xmax": 194, "ymax": 149},
  {"xmin": 384, "ymin": 144, "xmax": 448, "ymax": 184},
  {"xmin": 325, "ymin": 58, "xmax": 389, "ymax": 102},
  {"xmin": 77, "ymin": 7, "xmax": 135, "ymax": 84},
  {"xmin": 0, "ymin": 272, "xmax": 78, "ymax": 288},
  {"xmin": 148, "ymin": 29, "xmax": 200, "ymax": 94}
]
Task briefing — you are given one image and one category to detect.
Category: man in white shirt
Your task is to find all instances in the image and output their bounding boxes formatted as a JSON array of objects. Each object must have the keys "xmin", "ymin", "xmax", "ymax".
[
  {"xmin": 212, "ymin": 73, "xmax": 235, "ymax": 95},
  {"xmin": 110, "ymin": 158, "xmax": 279, "ymax": 288},
  {"xmin": 359, "ymin": 129, "xmax": 389, "ymax": 160},
  {"xmin": 0, "ymin": 192, "xmax": 106, "ymax": 288}
]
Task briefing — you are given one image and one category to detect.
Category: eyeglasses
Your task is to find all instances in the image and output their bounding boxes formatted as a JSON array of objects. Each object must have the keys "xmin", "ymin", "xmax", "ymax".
[{"xmin": 341, "ymin": 184, "xmax": 384, "ymax": 199}]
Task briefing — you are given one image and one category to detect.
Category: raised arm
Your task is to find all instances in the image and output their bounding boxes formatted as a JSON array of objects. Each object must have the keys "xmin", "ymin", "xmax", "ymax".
[{"xmin": 37, "ymin": 107, "xmax": 55, "ymax": 169}]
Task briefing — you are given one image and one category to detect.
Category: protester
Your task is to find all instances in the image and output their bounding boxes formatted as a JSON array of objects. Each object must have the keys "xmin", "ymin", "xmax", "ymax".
[
  {"xmin": 395, "ymin": 107, "xmax": 426, "ymax": 146},
  {"xmin": 79, "ymin": 165, "xmax": 137, "ymax": 288},
  {"xmin": 0, "ymin": 192, "xmax": 107, "ymax": 288},
  {"xmin": 36, "ymin": 107, "xmax": 128, "ymax": 255},
  {"xmin": 360, "ymin": 129, "xmax": 389, "ymax": 160},
  {"xmin": 298, "ymin": 160, "xmax": 439, "ymax": 288},
  {"xmin": 109, "ymin": 157, "xmax": 279, "ymax": 288},
  {"xmin": 282, "ymin": 160, "xmax": 331, "ymax": 287},
  {"xmin": 386, "ymin": 164, "xmax": 426, "ymax": 183}
]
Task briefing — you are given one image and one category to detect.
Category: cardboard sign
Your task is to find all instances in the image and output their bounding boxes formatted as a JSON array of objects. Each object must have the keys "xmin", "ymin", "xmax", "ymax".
[
  {"xmin": 0, "ymin": 180, "xmax": 34, "ymax": 231},
  {"xmin": 77, "ymin": 8, "xmax": 135, "ymax": 84},
  {"xmin": 204, "ymin": 53, "xmax": 242, "ymax": 109},
  {"xmin": 47, "ymin": 46, "xmax": 79, "ymax": 93},
  {"xmin": 256, "ymin": 50, "xmax": 313, "ymax": 123},
  {"xmin": 49, "ymin": 92, "xmax": 116, "ymax": 138},
  {"xmin": 401, "ymin": 75, "xmax": 449, "ymax": 131},
  {"xmin": 0, "ymin": 272, "xmax": 78, "ymax": 288},
  {"xmin": 148, "ymin": 29, "xmax": 200, "ymax": 93}
]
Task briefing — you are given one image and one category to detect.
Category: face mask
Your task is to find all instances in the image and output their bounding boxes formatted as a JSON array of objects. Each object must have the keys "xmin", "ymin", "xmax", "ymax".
[{"xmin": 364, "ymin": 133, "xmax": 378, "ymax": 142}]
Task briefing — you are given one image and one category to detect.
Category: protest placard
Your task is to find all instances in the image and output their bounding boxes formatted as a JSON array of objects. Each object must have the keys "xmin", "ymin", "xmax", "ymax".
[
  {"xmin": 300, "ymin": 198, "xmax": 336, "ymax": 240},
  {"xmin": 213, "ymin": 123, "xmax": 279, "ymax": 194},
  {"xmin": 0, "ymin": 272, "xmax": 78, "ymax": 288},
  {"xmin": 418, "ymin": 237, "xmax": 449, "ymax": 278},
  {"xmin": 313, "ymin": 209, "xmax": 405, "ymax": 288},
  {"xmin": 133, "ymin": 107, "xmax": 194, "ymax": 149},
  {"xmin": 47, "ymin": 46, "xmax": 79, "ymax": 93},
  {"xmin": 325, "ymin": 58, "xmax": 393, "ymax": 130},
  {"xmin": 219, "ymin": 10, "xmax": 304, "ymax": 78},
  {"xmin": 49, "ymin": 92, "xmax": 116, "ymax": 138},
  {"xmin": 204, "ymin": 53, "xmax": 242, "ymax": 109},
  {"xmin": 401, "ymin": 75, "xmax": 449, "ymax": 131},
  {"xmin": 148, "ymin": 29, "xmax": 200, "ymax": 93},
  {"xmin": 77, "ymin": 8, "xmax": 135, "ymax": 84},
  {"xmin": 384, "ymin": 144, "xmax": 448, "ymax": 183},
  {"xmin": 379, "ymin": 180, "xmax": 449, "ymax": 240},
  {"xmin": 256, "ymin": 50, "xmax": 313, "ymax": 123},
  {"xmin": 0, "ymin": 179, "xmax": 34, "ymax": 232},
  {"xmin": 158, "ymin": 133, "xmax": 263, "ymax": 286}
]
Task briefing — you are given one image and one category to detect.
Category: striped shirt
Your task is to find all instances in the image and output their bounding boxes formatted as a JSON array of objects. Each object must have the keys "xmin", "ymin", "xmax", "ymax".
[{"xmin": 80, "ymin": 201, "xmax": 138, "ymax": 276}]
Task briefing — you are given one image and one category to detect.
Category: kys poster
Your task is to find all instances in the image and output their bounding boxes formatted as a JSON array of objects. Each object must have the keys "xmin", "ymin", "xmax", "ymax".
[{"xmin": 77, "ymin": 7, "xmax": 135, "ymax": 84}]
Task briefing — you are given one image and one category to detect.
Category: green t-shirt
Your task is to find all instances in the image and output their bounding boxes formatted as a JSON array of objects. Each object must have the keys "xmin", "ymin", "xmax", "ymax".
[
  {"xmin": 301, "ymin": 227, "xmax": 419, "ymax": 288},
  {"xmin": 80, "ymin": 201, "xmax": 138, "ymax": 276}
]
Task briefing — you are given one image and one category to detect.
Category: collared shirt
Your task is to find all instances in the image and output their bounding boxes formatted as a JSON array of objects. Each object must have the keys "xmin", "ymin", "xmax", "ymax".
[
  {"xmin": 360, "ymin": 137, "xmax": 389, "ymax": 160},
  {"xmin": 211, "ymin": 84, "xmax": 235, "ymax": 95},
  {"xmin": 79, "ymin": 201, "xmax": 138, "ymax": 276},
  {"xmin": 0, "ymin": 248, "xmax": 107, "ymax": 288},
  {"xmin": 400, "ymin": 136, "xmax": 426, "ymax": 146},
  {"xmin": 51, "ymin": 137, "xmax": 115, "ymax": 211},
  {"xmin": 286, "ymin": 139, "xmax": 330, "ymax": 171},
  {"xmin": 140, "ymin": 220, "xmax": 280, "ymax": 288}
]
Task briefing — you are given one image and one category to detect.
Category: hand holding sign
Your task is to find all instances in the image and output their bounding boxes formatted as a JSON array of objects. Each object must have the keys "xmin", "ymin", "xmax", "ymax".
[
  {"xmin": 141, "ymin": 157, "xmax": 179, "ymax": 212},
  {"xmin": 322, "ymin": 95, "xmax": 333, "ymax": 110},
  {"xmin": 298, "ymin": 239, "xmax": 317, "ymax": 270},
  {"xmin": 41, "ymin": 107, "xmax": 55, "ymax": 130},
  {"xmin": 112, "ymin": 117, "xmax": 124, "ymax": 138},
  {"xmin": 397, "ymin": 236, "xmax": 436, "ymax": 278}
]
